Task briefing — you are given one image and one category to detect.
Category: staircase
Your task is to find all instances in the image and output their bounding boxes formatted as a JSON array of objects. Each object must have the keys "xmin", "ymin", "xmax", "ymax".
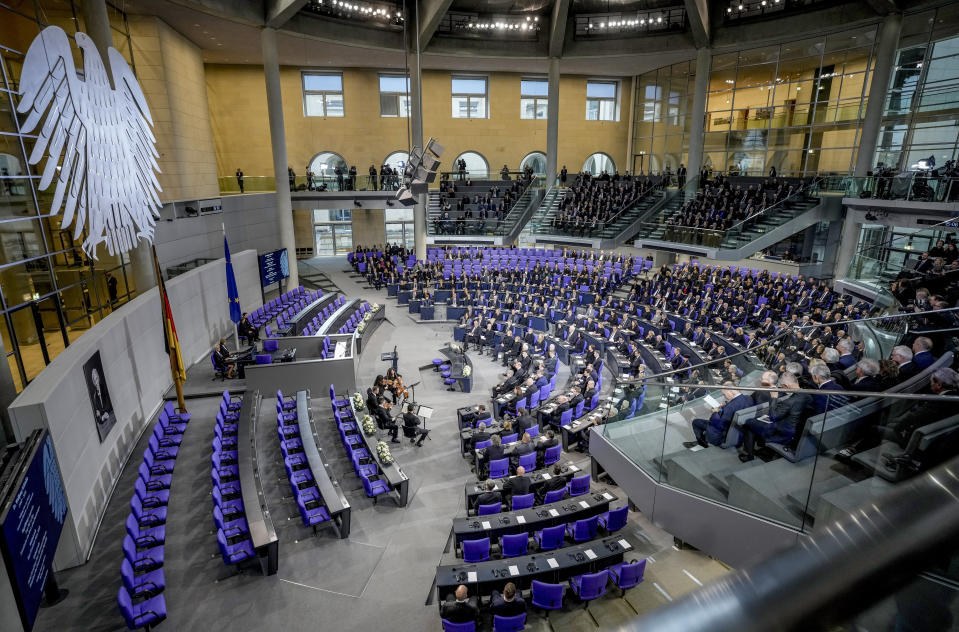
[
  {"xmin": 633, "ymin": 194, "xmax": 842, "ymax": 261},
  {"xmin": 525, "ymin": 187, "xmax": 671, "ymax": 248},
  {"xmin": 632, "ymin": 191, "xmax": 687, "ymax": 241}
]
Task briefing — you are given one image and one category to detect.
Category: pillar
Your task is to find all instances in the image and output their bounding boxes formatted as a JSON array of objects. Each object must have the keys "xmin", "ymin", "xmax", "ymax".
[
  {"xmin": 685, "ymin": 47, "xmax": 711, "ymax": 197},
  {"xmin": 83, "ymin": 0, "xmax": 156, "ymax": 293},
  {"xmin": 833, "ymin": 213, "xmax": 863, "ymax": 281},
  {"xmin": 261, "ymin": 27, "xmax": 298, "ymax": 287},
  {"xmin": 409, "ymin": 46, "xmax": 426, "ymax": 262},
  {"xmin": 855, "ymin": 13, "xmax": 902, "ymax": 177},
  {"xmin": 546, "ymin": 57, "xmax": 560, "ymax": 186}
]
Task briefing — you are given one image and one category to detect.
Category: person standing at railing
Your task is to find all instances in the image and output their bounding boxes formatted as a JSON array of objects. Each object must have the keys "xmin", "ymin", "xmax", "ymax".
[
  {"xmin": 235, "ymin": 168, "xmax": 244, "ymax": 193},
  {"xmin": 368, "ymin": 164, "xmax": 377, "ymax": 191}
]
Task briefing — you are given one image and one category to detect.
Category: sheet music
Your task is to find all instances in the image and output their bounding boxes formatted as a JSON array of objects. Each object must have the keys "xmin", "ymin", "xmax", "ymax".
[{"xmin": 703, "ymin": 394, "xmax": 721, "ymax": 408}]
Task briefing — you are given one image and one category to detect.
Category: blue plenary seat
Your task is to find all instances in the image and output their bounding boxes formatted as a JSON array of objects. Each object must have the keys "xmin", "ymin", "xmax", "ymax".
[
  {"xmin": 566, "ymin": 516, "xmax": 598, "ymax": 542},
  {"xmin": 117, "ymin": 585, "xmax": 166, "ymax": 631},
  {"xmin": 518, "ymin": 452, "xmax": 536, "ymax": 471},
  {"xmin": 361, "ymin": 474, "xmax": 391, "ymax": 503},
  {"xmin": 534, "ymin": 524, "xmax": 565, "ymax": 551},
  {"xmin": 543, "ymin": 444, "xmax": 561, "ymax": 467},
  {"xmin": 441, "ymin": 620, "xmax": 476, "ymax": 632},
  {"xmin": 500, "ymin": 533, "xmax": 528, "ymax": 558},
  {"xmin": 493, "ymin": 613, "xmax": 527, "ymax": 632},
  {"xmin": 608, "ymin": 559, "xmax": 646, "ymax": 596},
  {"xmin": 598, "ymin": 505, "xmax": 628, "ymax": 533},
  {"xmin": 530, "ymin": 580, "xmax": 565, "ymax": 617},
  {"xmin": 463, "ymin": 537, "xmax": 491, "ymax": 563},
  {"xmin": 217, "ymin": 527, "xmax": 255, "ymax": 565},
  {"xmin": 569, "ymin": 570, "xmax": 608, "ymax": 608},
  {"xmin": 489, "ymin": 458, "xmax": 509, "ymax": 479},
  {"xmin": 123, "ymin": 535, "xmax": 163, "ymax": 574},
  {"xmin": 543, "ymin": 488, "xmax": 567, "ymax": 504},
  {"xmin": 568, "ymin": 474, "xmax": 590, "ymax": 497},
  {"xmin": 125, "ymin": 514, "xmax": 164, "ymax": 549},
  {"xmin": 510, "ymin": 493, "xmax": 534, "ymax": 511},
  {"xmin": 120, "ymin": 558, "xmax": 165, "ymax": 599},
  {"xmin": 478, "ymin": 502, "xmax": 501, "ymax": 516}
]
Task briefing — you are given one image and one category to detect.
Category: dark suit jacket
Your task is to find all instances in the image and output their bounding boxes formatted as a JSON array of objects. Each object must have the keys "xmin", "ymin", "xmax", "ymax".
[
  {"xmin": 511, "ymin": 442, "xmax": 534, "ymax": 457},
  {"xmin": 770, "ymin": 392, "xmax": 810, "ymax": 428},
  {"xmin": 375, "ymin": 406, "xmax": 395, "ymax": 428},
  {"xmin": 474, "ymin": 491, "xmax": 502, "ymax": 510},
  {"xmin": 471, "ymin": 431, "xmax": 491, "ymax": 448},
  {"xmin": 812, "ymin": 380, "xmax": 848, "ymax": 414},
  {"xmin": 503, "ymin": 475, "xmax": 531, "ymax": 496},
  {"xmin": 538, "ymin": 476, "xmax": 567, "ymax": 500},
  {"xmin": 442, "ymin": 599, "xmax": 479, "ymax": 624},
  {"xmin": 897, "ymin": 361, "xmax": 919, "ymax": 382},
  {"xmin": 913, "ymin": 351, "xmax": 935, "ymax": 370},
  {"xmin": 483, "ymin": 444, "xmax": 506, "ymax": 463},
  {"xmin": 490, "ymin": 593, "xmax": 526, "ymax": 618},
  {"xmin": 705, "ymin": 394, "xmax": 753, "ymax": 445},
  {"xmin": 838, "ymin": 354, "xmax": 857, "ymax": 369},
  {"xmin": 850, "ymin": 376, "xmax": 880, "ymax": 392},
  {"xmin": 516, "ymin": 415, "xmax": 536, "ymax": 435}
]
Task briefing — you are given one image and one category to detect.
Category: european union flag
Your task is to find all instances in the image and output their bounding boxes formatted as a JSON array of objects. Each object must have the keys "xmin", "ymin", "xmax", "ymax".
[{"xmin": 225, "ymin": 236, "xmax": 241, "ymax": 324}]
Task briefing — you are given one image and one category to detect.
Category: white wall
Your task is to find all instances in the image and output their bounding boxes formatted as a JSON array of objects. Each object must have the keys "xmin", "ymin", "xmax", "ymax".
[
  {"xmin": 155, "ymin": 193, "xmax": 282, "ymax": 272},
  {"xmin": 6, "ymin": 251, "xmax": 261, "ymax": 569}
]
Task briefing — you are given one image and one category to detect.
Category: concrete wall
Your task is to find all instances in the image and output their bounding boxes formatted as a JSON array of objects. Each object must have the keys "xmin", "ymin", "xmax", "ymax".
[
  {"xmin": 351, "ymin": 208, "xmax": 386, "ymax": 247},
  {"xmin": 130, "ymin": 16, "xmax": 219, "ymax": 201},
  {"xmin": 6, "ymin": 252, "xmax": 261, "ymax": 570},
  {"xmin": 204, "ymin": 65, "xmax": 631, "ymax": 178},
  {"xmin": 154, "ymin": 193, "xmax": 283, "ymax": 271}
]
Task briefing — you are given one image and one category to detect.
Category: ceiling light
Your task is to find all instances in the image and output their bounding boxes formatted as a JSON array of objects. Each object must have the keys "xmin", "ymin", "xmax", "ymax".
[{"xmin": 739, "ymin": 4, "xmax": 744, "ymax": 9}]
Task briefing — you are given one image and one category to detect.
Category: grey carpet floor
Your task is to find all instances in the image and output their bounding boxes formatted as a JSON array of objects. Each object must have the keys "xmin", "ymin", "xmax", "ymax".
[{"xmin": 33, "ymin": 257, "xmax": 729, "ymax": 632}]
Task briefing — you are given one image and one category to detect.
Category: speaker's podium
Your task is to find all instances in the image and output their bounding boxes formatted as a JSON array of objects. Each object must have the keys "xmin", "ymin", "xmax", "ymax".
[{"xmin": 381, "ymin": 346, "xmax": 398, "ymax": 372}]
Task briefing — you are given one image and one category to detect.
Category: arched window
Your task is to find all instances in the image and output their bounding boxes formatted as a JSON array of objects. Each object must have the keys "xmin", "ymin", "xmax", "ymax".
[
  {"xmin": 452, "ymin": 151, "xmax": 489, "ymax": 179},
  {"xmin": 582, "ymin": 152, "xmax": 615, "ymax": 176},
  {"xmin": 382, "ymin": 151, "xmax": 409, "ymax": 171},
  {"xmin": 307, "ymin": 151, "xmax": 348, "ymax": 179},
  {"xmin": 520, "ymin": 151, "xmax": 546, "ymax": 175}
]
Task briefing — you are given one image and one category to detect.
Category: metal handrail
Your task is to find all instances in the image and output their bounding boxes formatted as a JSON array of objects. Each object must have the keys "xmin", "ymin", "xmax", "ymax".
[
  {"xmin": 723, "ymin": 175, "xmax": 826, "ymax": 237},
  {"xmin": 623, "ymin": 453, "xmax": 959, "ymax": 632}
]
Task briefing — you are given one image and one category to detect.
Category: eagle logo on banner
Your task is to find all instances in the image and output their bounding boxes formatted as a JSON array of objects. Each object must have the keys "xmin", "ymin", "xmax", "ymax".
[{"xmin": 17, "ymin": 26, "xmax": 162, "ymax": 259}]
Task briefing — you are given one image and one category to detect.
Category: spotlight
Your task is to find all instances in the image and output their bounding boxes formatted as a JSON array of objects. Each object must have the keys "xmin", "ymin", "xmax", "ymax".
[{"xmin": 354, "ymin": 200, "xmax": 362, "ymax": 207}]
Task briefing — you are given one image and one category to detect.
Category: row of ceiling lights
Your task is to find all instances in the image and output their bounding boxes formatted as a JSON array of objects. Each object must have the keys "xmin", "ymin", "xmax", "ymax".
[
  {"xmin": 586, "ymin": 16, "xmax": 666, "ymax": 29},
  {"xmin": 461, "ymin": 16, "xmax": 540, "ymax": 31},
  {"xmin": 728, "ymin": 0, "xmax": 782, "ymax": 12},
  {"xmin": 310, "ymin": 0, "xmax": 403, "ymax": 20}
]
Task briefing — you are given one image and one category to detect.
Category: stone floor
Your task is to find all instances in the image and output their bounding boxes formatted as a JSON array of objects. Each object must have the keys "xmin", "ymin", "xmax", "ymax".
[{"xmin": 32, "ymin": 257, "xmax": 730, "ymax": 632}]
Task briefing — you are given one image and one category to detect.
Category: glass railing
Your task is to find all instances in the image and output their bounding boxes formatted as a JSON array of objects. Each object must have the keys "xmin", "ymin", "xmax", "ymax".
[
  {"xmin": 218, "ymin": 171, "xmax": 542, "ymax": 196},
  {"xmin": 634, "ymin": 179, "xmax": 824, "ymax": 247},
  {"xmin": 601, "ymin": 308, "xmax": 959, "ymax": 533},
  {"xmin": 822, "ymin": 173, "xmax": 959, "ymax": 203},
  {"xmin": 530, "ymin": 187, "xmax": 668, "ymax": 239}
]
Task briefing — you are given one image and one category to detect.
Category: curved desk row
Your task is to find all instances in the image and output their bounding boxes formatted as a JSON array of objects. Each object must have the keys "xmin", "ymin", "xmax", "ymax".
[
  {"xmin": 282, "ymin": 293, "xmax": 338, "ymax": 336},
  {"xmin": 464, "ymin": 464, "xmax": 581, "ymax": 514},
  {"xmin": 435, "ymin": 536, "xmax": 635, "ymax": 605},
  {"xmin": 296, "ymin": 390, "xmax": 351, "ymax": 537},
  {"xmin": 317, "ymin": 298, "xmax": 362, "ymax": 337},
  {"xmin": 349, "ymin": 397, "xmax": 410, "ymax": 507},
  {"xmin": 453, "ymin": 489, "xmax": 617, "ymax": 548},
  {"xmin": 238, "ymin": 389, "xmax": 279, "ymax": 574}
]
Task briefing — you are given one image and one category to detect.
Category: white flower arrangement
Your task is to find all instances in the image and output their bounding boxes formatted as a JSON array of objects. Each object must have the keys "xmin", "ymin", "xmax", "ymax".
[
  {"xmin": 357, "ymin": 322, "xmax": 366, "ymax": 333},
  {"xmin": 371, "ymin": 303, "xmax": 380, "ymax": 312},
  {"xmin": 376, "ymin": 440, "xmax": 394, "ymax": 465},
  {"xmin": 361, "ymin": 415, "xmax": 376, "ymax": 436},
  {"xmin": 363, "ymin": 312, "xmax": 373, "ymax": 322},
  {"xmin": 462, "ymin": 365, "xmax": 471, "ymax": 378},
  {"xmin": 351, "ymin": 393, "xmax": 364, "ymax": 410}
]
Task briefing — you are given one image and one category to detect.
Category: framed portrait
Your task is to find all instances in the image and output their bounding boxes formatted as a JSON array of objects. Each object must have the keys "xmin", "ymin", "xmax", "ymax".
[{"xmin": 83, "ymin": 351, "xmax": 116, "ymax": 443}]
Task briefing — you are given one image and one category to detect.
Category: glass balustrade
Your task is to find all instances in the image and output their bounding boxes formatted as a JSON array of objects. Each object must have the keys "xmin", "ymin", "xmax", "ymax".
[{"xmin": 600, "ymin": 309, "xmax": 959, "ymax": 534}]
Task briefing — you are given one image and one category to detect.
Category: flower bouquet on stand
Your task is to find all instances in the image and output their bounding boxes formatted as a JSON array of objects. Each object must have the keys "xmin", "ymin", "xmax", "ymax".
[
  {"xmin": 462, "ymin": 365, "xmax": 471, "ymax": 378},
  {"xmin": 361, "ymin": 414, "xmax": 376, "ymax": 436},
  {"xmin": 363, "ymin": 311, "xmax": 373, "ymax": 322},
  {"xmin": 357, "ymin": 322, "xmax": 367, "ymax": 334},
  {"xmin": 376, "ymin": 441, "xmax": 394, "ymax": 465},
  {"xmin": 351, "ymin": 392, "xmax": 364, "ymax": 410},
  {"xmin": 371, "ymin": 303, "xmax": 380, "ymax": 312}
]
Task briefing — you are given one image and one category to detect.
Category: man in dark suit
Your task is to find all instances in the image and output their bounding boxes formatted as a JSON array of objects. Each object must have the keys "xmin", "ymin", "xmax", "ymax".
[
  {"xmin": 502, "ymin": 465, "xmax": 531, "ymax": 498},
  {"xmin": 537, "ymin": 465, "xmax": 567, "ymax": 502},
  {"xmin": 509, "ymin": 433, "xmax": 534, "ymax": 471},
  {"xmin": 685, "ymin": 385, "xmax": 754, "ymax": 449},
  {"xmin": 374, "ymin": 397, "xmax": 400, "ymax": 443},
  {"xmin": 442, "ymin": 585, "xmax": 479, "ymax": 624},
  {"xmin": 402, "ymin": 404, "xmax": 429, "ymax": 447},
  {"xmin": 912, "ymin": 336, "xmax": 936, "ymax": 370},
  {"xmin": 836, "ymin": 338, "xmax": 857, "ymax": 369},
  {"xmin": 809, "ymin": 364, "xmax": 849, "ymax": 414},
  {"xmin": 514, "ymin": 408, "xmax": 537, "ymax": 436},
  {"xmin": 471, "ymin": 422, "xmax": 491, "ymax": 450},
  {"xmin": 366, "ymin": 385, "xmax": 381, "ymax": 413},
  {"xmin": 891, "ymin": 345, "xmax": 919, "ymax": 382},
  {"xmin": 536, "ymin": 430, "xmax": 559, "ymax": 461},
  {"xmin": 490, "ymin": 582, "xmax": 526, "ymax": 618},
  {"xmin": 739, "ymin": 373, "xmax": 810, "ymax": 461},
  {"xmin": 850, "ymin": 359, "xmax": 881, "ymax": 391},
  {"xmin": 478, "ymin": 434, "xmax": 505, "ymax": 477},
  {"xmin": 472, "ymin": 480, "xmax": 502, "ymax": 512}
]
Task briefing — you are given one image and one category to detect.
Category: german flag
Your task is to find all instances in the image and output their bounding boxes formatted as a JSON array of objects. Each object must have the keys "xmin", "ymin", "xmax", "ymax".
[{"xmin": 152, "ymin": 247, "xmax": 186, "ymax": 385}]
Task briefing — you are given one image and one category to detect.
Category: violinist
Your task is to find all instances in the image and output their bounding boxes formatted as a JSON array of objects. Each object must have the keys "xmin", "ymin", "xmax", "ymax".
[
  {"xmin": 375, "ymin": 396, "xmax": 400, "ymax": 443},
  {"xmin": 374, "ymin": 375, "xmax": 391, "ymax": 403},
  {"xmin": 385, "ymin": 367, "xmax": 408, "ymax": 403}
]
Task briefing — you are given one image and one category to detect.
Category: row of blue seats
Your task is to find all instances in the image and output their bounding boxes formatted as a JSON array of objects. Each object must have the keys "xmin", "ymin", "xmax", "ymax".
[
  {"xmin": 475, "ymin": 447, "xmax": 568, "ymax": 490},
  {"xmin": 249, "ymin": 286, "xmax": 314, "ymax": 329},
  {"xmin": 441, "ymin": 561, "xmax": 647, "ymax": 632},
  {"xmin": 336, "ymin": 302, "xmax": 372, "ymax": 334},
  {"xmin": 210, "ymin": 391, "xmax": 258, "ymax": 566},
  {"xmin": 118, "ymin": 401, "xmax": 190, "ymax": 630},
  {"xmin": 463, "ymin": 507, "xmax": 628, "ymax": 562},
  {"xmin": 329, "ymin": 385, "xmax": 392, "ymax": 501},
  {"xmin": 275, "ymin": 390, "xmax": 334, "ymax": 528},
  {"xmin": 301, "ymin": 296, "xmax": 346, "ymax": 336}
]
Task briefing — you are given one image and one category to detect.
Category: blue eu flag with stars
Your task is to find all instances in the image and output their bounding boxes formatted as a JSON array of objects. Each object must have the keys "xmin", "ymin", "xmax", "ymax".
[{"xmin": 225, "ymin": 236, "xmax": 241, "ymax": 324}]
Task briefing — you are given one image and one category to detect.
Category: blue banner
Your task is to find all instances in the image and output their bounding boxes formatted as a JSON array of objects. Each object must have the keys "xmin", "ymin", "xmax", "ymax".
[{"xmin": 225, "ymin": 236, "xmax": 241, "ymax": 324}]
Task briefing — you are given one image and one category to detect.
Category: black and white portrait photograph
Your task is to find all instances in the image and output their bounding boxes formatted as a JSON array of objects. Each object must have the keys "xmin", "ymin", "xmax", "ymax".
[{"xmin": 83, "ymin": 351, "xmax": 116, "ymax": 443}]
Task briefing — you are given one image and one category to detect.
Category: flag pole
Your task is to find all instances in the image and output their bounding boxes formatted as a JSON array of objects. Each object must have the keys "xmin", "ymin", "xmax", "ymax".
[
  {"xmin": 224, "ymin": 223, "xmax": 240, "ymax": 349},
  {"xmin": 152, "ymin": 247, "xmax": 186, "ymax": 414}
]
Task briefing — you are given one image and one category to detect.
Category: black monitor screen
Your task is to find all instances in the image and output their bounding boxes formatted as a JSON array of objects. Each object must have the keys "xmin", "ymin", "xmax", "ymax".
[{"xmin": 0, "ymin": 432, "xmax": 68, "ymax": 629}]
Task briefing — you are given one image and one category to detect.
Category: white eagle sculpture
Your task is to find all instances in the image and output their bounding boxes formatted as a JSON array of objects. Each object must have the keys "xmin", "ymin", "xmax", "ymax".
[{"xmin": 17, "ymin": 26, "xmax": 162, "ymax": 259}]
